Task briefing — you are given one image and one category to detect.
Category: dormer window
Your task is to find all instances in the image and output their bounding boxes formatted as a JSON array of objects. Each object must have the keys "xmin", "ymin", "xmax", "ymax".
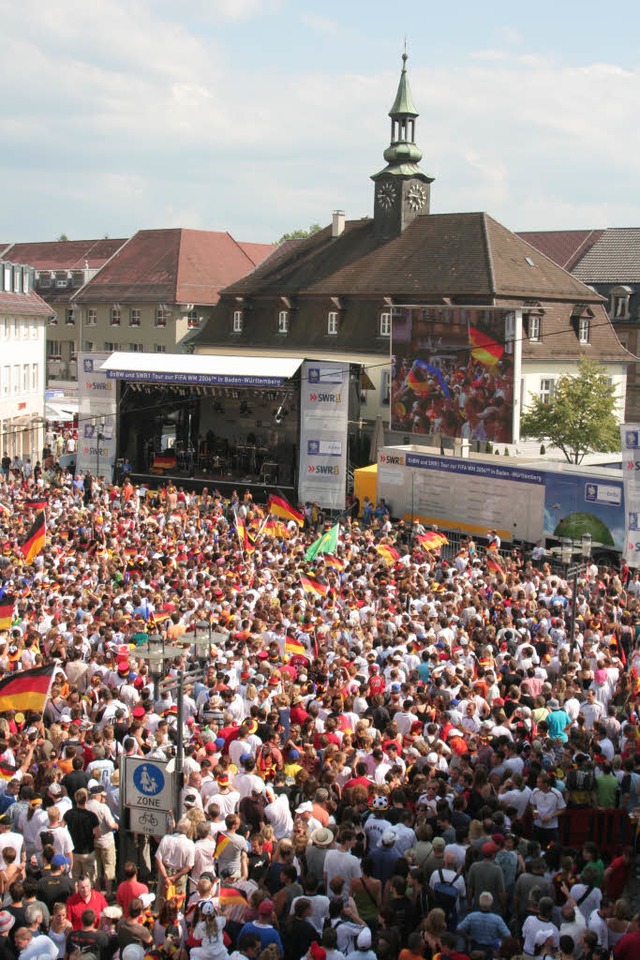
[
  {"xmin": 327, "ymin": 311, "xmax": 338, "ymax": 335},
  {"xmin": 578, "ymin": 316, "xmax": 591, "ymax": 344},
  {"xmin": 528, "ymin": 315, "xmax": 541, "ymax": 342},
  {"xmin": 232, "ymin": 310, "xmax": 243, "ymax": 333},
  {"xmin": 610, "ymin": 285, "xmax": 632, "ymax": 320},
  {"xmin": 278, "ymin": 310, "xmax": 289, "ymax": 334},
  {"xmin": 380, "ymin": 312, "xmax": 392, "ymax": 337}
]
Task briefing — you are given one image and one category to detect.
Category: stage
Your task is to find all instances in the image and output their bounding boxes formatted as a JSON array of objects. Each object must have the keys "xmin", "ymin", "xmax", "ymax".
[{"xmin": 129, "ymin": 467, "xmax": 296, "ymax": 502}]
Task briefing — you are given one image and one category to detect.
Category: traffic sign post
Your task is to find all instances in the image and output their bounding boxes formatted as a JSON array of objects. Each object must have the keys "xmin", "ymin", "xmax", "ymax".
[
  {"xmin": 124, "ymin": 757, "xmax": 175, "ymax": 812},
  {"xmin": 129, "ymin": 807, "xmax": 170, "ymax": 836}
]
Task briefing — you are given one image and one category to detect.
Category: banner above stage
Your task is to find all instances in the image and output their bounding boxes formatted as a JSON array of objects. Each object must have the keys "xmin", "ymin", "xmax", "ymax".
[{"xmin": 99, "ymin": 353, "xmax": 304, "ymax": 388}]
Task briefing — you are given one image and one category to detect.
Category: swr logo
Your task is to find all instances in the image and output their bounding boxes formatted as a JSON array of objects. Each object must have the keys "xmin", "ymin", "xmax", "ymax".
[
  {"xmin": 309, "ymin": 393, "xmax": 341, "ymax": 402},
  {"xmin": 308, "ymin": 464, "xmax": 339, "ymax": 475}
]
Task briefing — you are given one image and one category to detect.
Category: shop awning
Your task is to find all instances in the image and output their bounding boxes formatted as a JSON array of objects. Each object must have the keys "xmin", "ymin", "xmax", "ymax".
[{"xmin": 99, "ymin": 353, "xmax": 305, "ymax": 388}]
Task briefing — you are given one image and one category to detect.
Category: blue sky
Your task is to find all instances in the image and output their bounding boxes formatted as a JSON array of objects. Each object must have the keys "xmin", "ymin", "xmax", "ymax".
[{"xmin": 2, "ymin": 0, "xmax": 640, "ymax": 243}]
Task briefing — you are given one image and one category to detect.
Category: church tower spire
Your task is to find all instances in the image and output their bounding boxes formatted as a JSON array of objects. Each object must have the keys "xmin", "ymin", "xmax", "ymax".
[{"xmin": 372, "ymin": 52, "xmax": 434, "ymax": 237}]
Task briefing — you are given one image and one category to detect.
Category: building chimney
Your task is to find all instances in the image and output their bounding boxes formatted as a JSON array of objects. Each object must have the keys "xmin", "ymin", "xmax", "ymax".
[{"xmin": 332, "ymin": 210, "xmax": 345, "ymax": 237}]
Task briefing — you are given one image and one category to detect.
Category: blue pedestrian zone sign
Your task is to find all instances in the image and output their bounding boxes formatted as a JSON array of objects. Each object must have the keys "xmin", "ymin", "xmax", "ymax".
[
  {"xmin": 125, "ymin": 757, "xmax": 174, "ymax": 812},
  {"xmin": 133, "ymin": 763, "xmax": 165, "ymax": 797}
]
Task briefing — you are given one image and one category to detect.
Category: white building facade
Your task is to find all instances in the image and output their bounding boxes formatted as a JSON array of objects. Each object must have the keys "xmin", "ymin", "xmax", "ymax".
[{"xmin": 0, "ymin": 260, "xmax": 50, "ymax": 465}]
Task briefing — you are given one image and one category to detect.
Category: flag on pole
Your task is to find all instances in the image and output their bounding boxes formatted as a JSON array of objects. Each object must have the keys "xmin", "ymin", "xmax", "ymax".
[
  {"xmin": 234, "ymin": 512, "xmax": 255, "ymax": 555},
  {"xmin": 24, "ymin": 497, "xmax": 48, "ymax": 510},
  {"xmin": 300, "ymin": 574, "xmax": 330, "ymax": 598},
  {"xmin": 304, "ymin": 523, "xmax": 340, "ymax": 562},
  {"xmin": 267, "ymin": 494, "xmax": 304, "ymax": 527},
  {"xmin": 0, "ymin": 595, "xmax": 14, "ymax": 631},
  {"xmin": 375, "ymin": 544, "xmax": 400, "ymax": 564},
  {"xmin": 20, "ymin": 511, "xmax": 46, "ymax": 564},
  {"xmin": 285, "ymin": 636, "xmax": 308, "ymax": 657},
  {"xmin": 322, "ymin": 554, "xmax": 345, "ymax": 573},
  {"xmin": 0, "ymin": 663, "xmax": 56, "ymax": 713},
  {"xmin": 469, "ymin": 325, "xmax": 504, "ymax": 367},
  {"xmin": 416, "ymin": 531, "xmax": 449, "ymax": 550},
  {"xmin": 487, "ymin": 557, "xmax": 505, "ymax": 577},
  {"xmin": 214, "ymin": 834, "xmax": 231, "ymax": 858}
]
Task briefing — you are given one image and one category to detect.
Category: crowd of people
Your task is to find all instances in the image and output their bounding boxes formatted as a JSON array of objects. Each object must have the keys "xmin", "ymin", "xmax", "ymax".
[{"xmin": 0, "ymin": 459, "xmax": 638, "ymax": 960}]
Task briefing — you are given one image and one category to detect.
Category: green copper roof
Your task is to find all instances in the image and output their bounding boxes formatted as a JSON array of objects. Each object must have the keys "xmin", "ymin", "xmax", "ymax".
[{"xmin": 388, "ymin": 53, "xmax": 419, "ymax": 118}]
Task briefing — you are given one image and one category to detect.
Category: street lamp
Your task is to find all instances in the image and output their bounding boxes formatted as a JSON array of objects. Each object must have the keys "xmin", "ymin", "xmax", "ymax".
[
  {"xmin": 560, "ymin": 537, "xmax": 573, "ymax": 571},
  {"xmin": 148, "ymin": 632, "xmax": 164, "ymax": 702},
  {"xmin": 581, "ymin": 533, "xmax": 593, "ymax": 561},
  {"xmin": 194, "ymin": 620, "xmax": 212, "ymax": 664}
]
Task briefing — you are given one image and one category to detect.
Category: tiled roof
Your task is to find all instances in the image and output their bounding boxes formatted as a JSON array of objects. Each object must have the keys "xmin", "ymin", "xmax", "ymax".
[
  {"xmin": 237, "ymin": 241, "xmax": 278, "ymax": 266},
  {"xmin": 0, "ymin": 290, "xmax": 52, "ymax": 317},
  {"xmin": 75, "ymin": 229, "xmax": 275, "ymax": 305},
  {"xmin": 221, "ymin": 212, "xmax": 602, "ymax": 303},
  {"xmin": 521, "ymin": 301, "xmax": 630, "ymax": 362},
  {"xmin": 517, "ymin": 230, "xmax": 604, "ymax": 271},
  {"xmin": 571, "ymin": 228, "xmax": 640, "ymax": 283},
  {"xmin": 1, "ymin": 238, "xmax": 126, "ymax": 270}
]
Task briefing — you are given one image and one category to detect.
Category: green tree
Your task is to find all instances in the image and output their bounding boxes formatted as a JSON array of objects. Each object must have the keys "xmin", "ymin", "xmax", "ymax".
[
  {"xmin": 57, "ymin": 233, "xmax": 69, "ymax": 241},
  {"xmin": 276, "ymin": 223, "xmax": 322, "ymax": 244},
  {"xmin": 520, "ymin": 358, "xmax": 620, "ymax": 464}
]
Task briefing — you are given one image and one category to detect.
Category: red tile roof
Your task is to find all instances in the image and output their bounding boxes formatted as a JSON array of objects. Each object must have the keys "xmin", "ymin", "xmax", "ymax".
[
  {"xmin": 516, "ymin": 230, "xmax": 604, "ymax": 271},
  {"xmin": 75, "ymin": 229, "xmax": 275, "ymax": 305},
  {"xmin": 0, "ymin": 290, "xmax": 52, "ymax": 317},
  {"xmin": 1, "ymin": 238, "xmax": 126, "ymax": 270}
]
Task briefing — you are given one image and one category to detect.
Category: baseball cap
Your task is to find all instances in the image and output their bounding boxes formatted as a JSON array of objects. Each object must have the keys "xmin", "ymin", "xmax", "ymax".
[
  {"xmin": 258, "ymin": 899, "xmax": 273, "ymax": 916},
  {"xmin": 51, "ymin": 854, "xmax": 71, "ymax": 866}
]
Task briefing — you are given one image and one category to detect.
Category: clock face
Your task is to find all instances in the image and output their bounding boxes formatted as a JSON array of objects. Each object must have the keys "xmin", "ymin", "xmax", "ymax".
[
  {"xmin": 407, "ymin": 184, "xmax": 427, "ymax": 211},
  {"xmin": 376, "ymin": 182, "xmax": 397, "ymax": 210}
]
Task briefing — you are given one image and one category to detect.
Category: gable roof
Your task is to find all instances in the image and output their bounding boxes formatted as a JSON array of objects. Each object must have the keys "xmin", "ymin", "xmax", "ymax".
[
  {"xmin": 0, "ymin": 289, "xmax": 52, "ymax": 318},
  {"xmin": 221, "ymin": 212, "xmax": 603, "ymax": 304},
  {"xmin": 0, "ymin": 238, "xmax": 126, "ymax": 270},
  {"xmin": 74, "ymin": 229, "xmax": 275, "ymax": 305},
  {"xmin": 516, "ymin": 229, "xmax": 604, "ymax": 272},
  {"xmin": 570, "ymin": 228, "xmax": 640, "ymax": 284}
]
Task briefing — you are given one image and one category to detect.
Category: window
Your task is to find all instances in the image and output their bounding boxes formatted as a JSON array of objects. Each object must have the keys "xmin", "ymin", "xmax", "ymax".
[
  {"xmin": 528, "ymin": 315, "xmax": 540, "ymax": 341},
  {"xmin": 611, "ymin": 288, "xmax": 631, "ymax": 320},
  {"xmin": 83, "ymin": 341, "xmax": 95, "ymax": 352},
  {"xmin": 2, "ymin": 367, "xmax": 8, "ymax": 396},
  {"xmin": 110, "ymin": 306, "xmax": 121, "ymax": 326},
  {"xmin": 382, "ymin": 369, "xmax": 391, "ymax": 405},
  {"xmin": 12, "ymin": 365, "xmax": 19, "ymax": 394},
  {"xmin": 130, "ymin": 343, "xmax": 144, "ymax": 352},
  {"xmin": 129, "ymin": 308, "xmax": 141, "ymax": 327},
  {"xmin": 327, "ymin": 311, "xmax": 338, "ymax": 335},
  {"xmin": 539, "ymin": 378, "xmax": 555, "ymax": 404},
  {"xmin": 87, "ymin": 308, "xmax": 97, "ymax": 326},
  {"xmin": 380, "ymin": 312, "xmax": 392, "ymax": 337},
  {"xmin": 232, "ymin": 310, "xmax": 243, "ymax": 333},
  {"xmin": 2, "ymin": 318, "xmax": 7, "ymax": 337},
  {"xmin": 278, "ymin": 310, "xmax": 289, "ymax": 333},
  {"xmin": 3, "ymin": 265, "xmax": 10, "ymax": 292},
  {"xmin": 578, "ymin": 317, "xmax": 590, "ymax": 344},
  {"xmin": 47, "ymin": 340, "xmax": 62, "ymax": 357},
  {"xmin": 38, "ymin": 273, "xmax": 51, "ymax": 289},
  {"xmin": 22, "ymin": 365, "xmax": 28, "ymax": 392},
  {"xmin": 155, "ymin": 344, "xmax": 166, "ymax": 353},
  {"xmin": 155, "ymin": 306, "xmax": 168, "ymax": 327},
  {"xmin": 13, "ymin": 267, "xmax": 21, "ymax": 293},
  {"xmin": 30, "ymin": 320, "xmax": 36, "ymax": 338},
  {"xmin": 31, "ymin": 364, "xmax": 38, "ymax": 391},
  {"xmin": 187, "ymin": 309, "xmax": 199, "ymax": 328},
  {"xmin": 104, "ymin": 341, "xmax": 120, "ymax": 352},
  {"xmin": 21, "ymin": 270, "xmax": 29, "ymax": 294},
  {"xmin": 65, "ymin": 308, "xmax": 75, "ymax": 325}
]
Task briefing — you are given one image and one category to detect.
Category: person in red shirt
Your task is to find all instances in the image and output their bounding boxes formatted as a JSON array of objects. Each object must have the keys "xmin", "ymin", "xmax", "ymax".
[
  {"xmin": 66, "ymin": 876, "xmax": 108, "ymax": 930},
  {"xmin": 116, "ymin": 862, "xmax": 149, "ymax": 918},
  {"xmin": 604, "ymin": 847, "xmax": 634, "ymax": 900},
  {"xmin": 614, "ymin": 920, "xmax": 640, "ymax": 960},
  {"xmin": 368, "ymin": 665, "xmax": 385, "ymax": 697}
]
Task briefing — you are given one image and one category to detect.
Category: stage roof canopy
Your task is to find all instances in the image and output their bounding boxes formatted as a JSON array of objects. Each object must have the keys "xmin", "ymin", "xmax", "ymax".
[{"xmin": 99, "ymin": 353, "xmax": 304, "ymax": 388}]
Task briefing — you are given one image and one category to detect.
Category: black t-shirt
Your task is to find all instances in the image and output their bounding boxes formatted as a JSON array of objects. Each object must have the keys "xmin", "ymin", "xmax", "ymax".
[
  {"xmin": 62, "ymin": 770, "xmax": 91, "ymax": 798},
  {"xmin": 63, "ymin": 807, "xmax": 99, "ymax": 854},
  {"xmin": 66, "ymin": 927, "xmax": 115, "ymax": 960},
  {"xmin": 37, "ymin": 872, "xmax": 75, "ymax": 909}
]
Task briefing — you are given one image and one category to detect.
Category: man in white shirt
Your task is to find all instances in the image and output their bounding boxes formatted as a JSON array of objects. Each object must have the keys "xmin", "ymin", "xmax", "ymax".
[{"xmin": 323, "ymin": 826, "xmax": 362, "ymax": 896}]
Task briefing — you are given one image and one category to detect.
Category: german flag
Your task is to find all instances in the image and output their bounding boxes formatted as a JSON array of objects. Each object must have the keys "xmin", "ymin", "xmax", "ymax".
[
  {"xmin": 267, "ymin": 494, "xmax": 304, "ymax": 528},
  {"xmin": 24, "ymin": 498, "xmax": 48, "ymax": 510},
  {"xmin": 487, "ymin": 557, "xmax": 505, "ymax": 577},
  {"xmin": 214, "ymin": 833, "xmax": 231, "ymax": 858},
  {"xmin": 469, "ymin": 325, "xmax": 504, "ymax": 367},
  {"xmin": 235, "ymin": 513, "xmax": 255, "ymax": 555},
  {"xmin": 0, "ymin": 759, "xmax": 17, "ymax": 781},
  {"xmin": 0, "ymin": 662, "xmax": 55, "ymax": 713},
  {"xmin": 300, "ymin": 574, "xmax": 329, "ymax": 598},
  {"xmin": 0, "ymin": 595, "xmax": 13, "ymax": 631},
  {"xmin": 285, "ymin": 636, "xmax": 308, "ymax": 657},
  {"xmin": 323, "ymin": 555, "xmax": 345, "ymax": 573},
  {"xmin": 20, "ymin": 512, "xmax": 46, "ymax": 564},
  {"xmin": 219, "ymin": 886, "xmax": 248, "ymax": 908},
  {"xmin": 375, "ymin": 544, "xmax": 400, "ymax": 564}
]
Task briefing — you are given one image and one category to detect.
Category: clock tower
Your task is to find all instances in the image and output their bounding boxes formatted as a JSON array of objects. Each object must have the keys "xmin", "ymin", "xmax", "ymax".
[{"xmin": 372, "ymin": 53, "xmax": 434, "ymax": 238}]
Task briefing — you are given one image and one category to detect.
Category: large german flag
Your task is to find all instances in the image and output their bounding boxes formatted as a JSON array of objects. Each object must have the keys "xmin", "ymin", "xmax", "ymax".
[
  {"xmin": 469, "ymin": 325, "xmax": 504, "ymax": 367},
  {"xmin": 24, "ymin": 498, "xmax": 48, "ymax": 510},
  {"xmin": 20, "ymin": 511, "xmax": 46, "ymax": 564},
  {"xmin": 300, "ymin": 574, "xmax": 329, "ymax": 598},
  {"xmin": 0, "ymin": 663, "xmax": 55, "ymax": 713},
  {"xmin": 0, "ymin": 595, "xmax": 15, "ymax": 631},
  {"xmin": 267, "ymin": 494, "xmax": 304, "ymax": 528}
]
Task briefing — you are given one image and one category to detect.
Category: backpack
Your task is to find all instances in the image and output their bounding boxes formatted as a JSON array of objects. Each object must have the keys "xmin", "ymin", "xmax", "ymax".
[{"xmin": 431, "ymin": 868, "xmax": 460, "ymax": 926}]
